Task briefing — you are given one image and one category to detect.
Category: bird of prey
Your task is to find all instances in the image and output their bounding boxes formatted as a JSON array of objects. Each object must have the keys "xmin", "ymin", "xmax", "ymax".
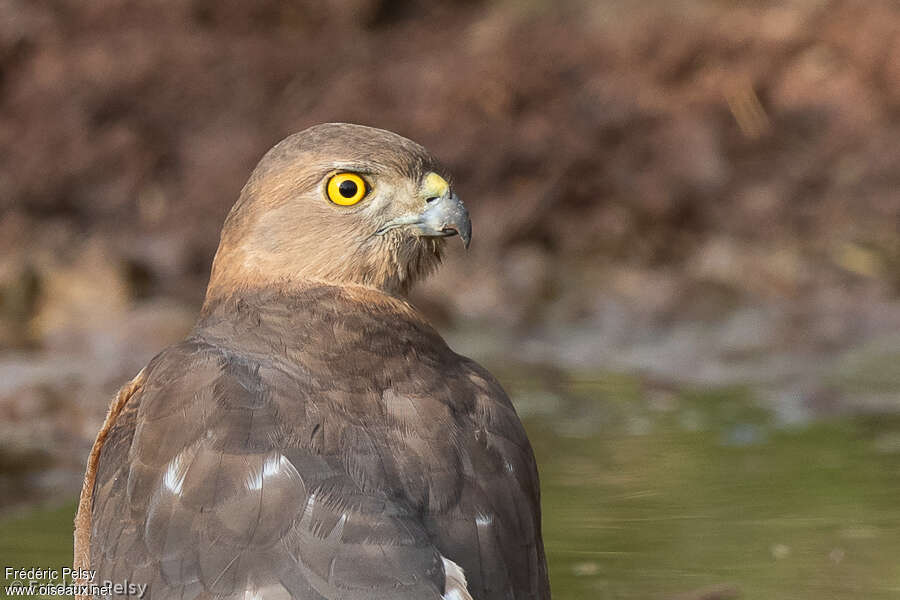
[{"xmin": 74, "ymin": 123, "xmax": 550, "ymax": 600}]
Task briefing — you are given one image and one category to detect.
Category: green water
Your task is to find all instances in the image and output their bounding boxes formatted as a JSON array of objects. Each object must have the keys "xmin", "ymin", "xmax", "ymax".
[{"xmin": 2, "ymin": 372, "xmax": 900, "ymax": 599}]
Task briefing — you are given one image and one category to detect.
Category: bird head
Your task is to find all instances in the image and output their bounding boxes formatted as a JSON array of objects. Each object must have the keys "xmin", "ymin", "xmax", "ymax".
[{"xmin": 205, "ymin": 123, "xmax": 470, "ymax": 300}]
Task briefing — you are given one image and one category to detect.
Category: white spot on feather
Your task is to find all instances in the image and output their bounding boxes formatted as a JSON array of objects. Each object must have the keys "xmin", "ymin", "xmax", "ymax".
[
  {"xmin": 442, "ymin": 556, "xmax": 473, "ymax": 600},
  {"xmin": 162, "ymin": 451, "xmax": 188, "ymax": 496},
  {"xmin": 246, "ymin": 452, "xmax": 291, "ymax": 491}
]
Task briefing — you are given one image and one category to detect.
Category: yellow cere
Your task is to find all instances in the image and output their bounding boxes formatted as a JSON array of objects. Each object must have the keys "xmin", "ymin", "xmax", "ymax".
[
  {"xmin": 422, "ymin": 172, "xmax": 450, "ymax": 200},
  {"xmin": 327, "ymin": 172, "xmax": 367, "ymax": 206}
]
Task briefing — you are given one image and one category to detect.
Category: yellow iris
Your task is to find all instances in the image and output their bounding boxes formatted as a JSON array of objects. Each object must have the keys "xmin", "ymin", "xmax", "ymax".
[{"xmin": 327, "ymin": 173, "xmax": 367, "ymax": 206}]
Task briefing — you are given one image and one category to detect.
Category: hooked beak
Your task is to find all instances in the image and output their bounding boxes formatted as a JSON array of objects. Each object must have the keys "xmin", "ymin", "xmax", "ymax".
[
  {"xmin": 415, "ymin": 189, "xmax": 471, "ymax": 249},
  {"xmin": 375, "ymin": 188, "xmax": 472, "ymax": 249}
]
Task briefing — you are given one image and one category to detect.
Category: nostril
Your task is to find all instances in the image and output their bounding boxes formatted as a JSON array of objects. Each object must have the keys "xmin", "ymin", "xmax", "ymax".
[{"xmin": 425, "ymin": 196, "xmax": 439, "ymax": 204}]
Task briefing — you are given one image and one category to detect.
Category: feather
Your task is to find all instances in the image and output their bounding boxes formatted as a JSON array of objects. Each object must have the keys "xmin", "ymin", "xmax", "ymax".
[{"xmin": 80, "ymin": 123, "xmax": 549, "ymax": 600}]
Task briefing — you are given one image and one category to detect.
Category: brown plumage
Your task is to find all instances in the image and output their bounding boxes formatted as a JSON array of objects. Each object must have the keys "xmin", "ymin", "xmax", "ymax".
[{"xmin": 74, "ymin": 123, "xmax": 550, "ymax": 600}]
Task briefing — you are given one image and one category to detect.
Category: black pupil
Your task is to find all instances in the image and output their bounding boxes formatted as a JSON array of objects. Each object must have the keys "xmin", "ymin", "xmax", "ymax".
[{"xmin": 338, "ymin": 179, "xmax": 358, "ymax": 198}]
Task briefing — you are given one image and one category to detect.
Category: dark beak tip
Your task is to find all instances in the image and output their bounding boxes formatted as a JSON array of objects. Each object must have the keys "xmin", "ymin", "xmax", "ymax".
[
  {"xmin": 440, "ymin": 225, "xmax": 471, "ymax": 249},
  {"xmin": 455, "ymin": 201, "xmax": 472, "ymax": 250}
]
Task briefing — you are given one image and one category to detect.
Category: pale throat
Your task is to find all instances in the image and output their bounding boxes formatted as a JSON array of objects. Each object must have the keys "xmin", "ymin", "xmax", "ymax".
[{"xmin": 204, "ymin": 227, "xmax": 441, "ymax": 303}]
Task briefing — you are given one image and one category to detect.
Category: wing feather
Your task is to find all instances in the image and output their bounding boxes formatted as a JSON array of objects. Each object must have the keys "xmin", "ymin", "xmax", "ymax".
[
  {"xmin": 89, "ymin": 339, "xmax": 447, "ymax": 600},
  {"xmin": 85, "ymin": 287, "xmax": 549, "ymax": 600}
]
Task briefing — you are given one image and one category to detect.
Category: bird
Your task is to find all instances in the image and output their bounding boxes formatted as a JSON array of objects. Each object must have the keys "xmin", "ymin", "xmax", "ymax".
[{"xmin": 73, "ymin": 123, "xmax": 550, "ymax": 600}]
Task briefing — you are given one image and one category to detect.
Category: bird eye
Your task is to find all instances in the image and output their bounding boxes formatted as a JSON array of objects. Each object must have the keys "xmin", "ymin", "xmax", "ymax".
[{"xmin": 326, "ymin": 173, "xmax": 367, "ymax": 206}]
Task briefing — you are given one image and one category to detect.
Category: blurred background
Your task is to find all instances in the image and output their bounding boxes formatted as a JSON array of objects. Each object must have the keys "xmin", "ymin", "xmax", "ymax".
[{"xmin": 2, "ymin": 0, "xmax": 900, "ymax": 598}]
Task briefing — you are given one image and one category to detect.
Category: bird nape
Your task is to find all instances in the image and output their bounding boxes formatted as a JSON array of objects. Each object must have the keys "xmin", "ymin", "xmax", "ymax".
[{"xmin": 74, "ymin": 123, "xmax": 550, "ymax": 600}]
